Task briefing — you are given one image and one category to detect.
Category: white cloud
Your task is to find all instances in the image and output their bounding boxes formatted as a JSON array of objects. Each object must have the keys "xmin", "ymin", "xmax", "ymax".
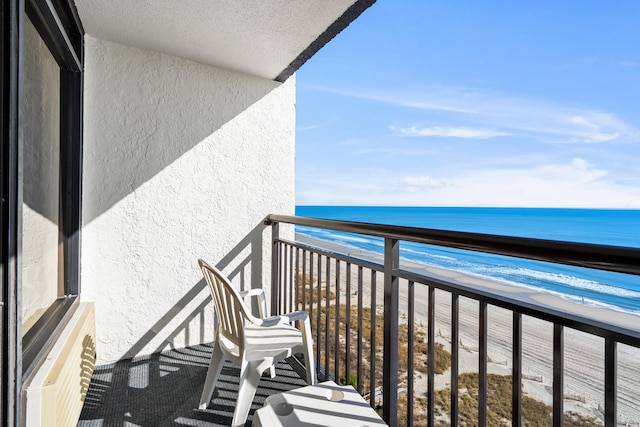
[
  {"xmin": 420, "ymin": 158, "xmax": 634, "ymax": 207},
  {"xmin": 397, "ymin": 125, "xmax": 508, "ymax": 139},
  {"xmin": 566, "ymin": 115, "xmax": 622, "ymax": 143},
  {"xmin": 403, "ymin": 176, "xmax": 443, "ymax": 187},
  {"xmin": 581, "ymin": 56, "xmax": 600, "ymax": 64},
  {"xmin": 296, "ymin": 158, "xmax": 640, "ymax": 208},
  {"xmin": 569, "ymin": 115, "xmax": 599, "ymax": 129},
  {"xmin": 381, "ymin": 98, "xmax": 474, "ymax": 114},
  {"xmin": 297, "ymin": 118, "xmax": 337, "ymax": 131},
  {"xmin": 402, "ymin": 176, "xmax": 445, "ymax": 193},
  {"xmin": 354, "ymin": 147, "xmax": 434, "ymax": 156},
  {"xmin": 311, "ymin": 84, "xmax": 634, "ymax": 145},
  {"xmin": 309, "ymin": 85, "xmax": 475, "ymax": 114}
]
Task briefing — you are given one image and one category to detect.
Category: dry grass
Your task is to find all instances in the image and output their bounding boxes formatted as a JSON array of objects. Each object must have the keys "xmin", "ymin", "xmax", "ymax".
[
  {"xmin": 313, "ymin": 302, "xmax": 450, "ymax": 399},
  {"xmin": 429, "ymin": 373, "xmax": 602, "ymax": 427},
  {"xmin": 295, "ymin": 270, "xmax": 601, "ymax": 427},
  {"xmin": 394, "ymin": 373, "xmax": 602, "ymax": 427},
  {"xmin": 296, "ymin": 274, "xmax": 335, "ymax": 305}
]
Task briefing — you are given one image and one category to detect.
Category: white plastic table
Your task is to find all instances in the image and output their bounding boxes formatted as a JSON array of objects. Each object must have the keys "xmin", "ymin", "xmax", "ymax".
[{"xmin": 252, "ymin": 381, "xmax": 388, "ymax": 427}]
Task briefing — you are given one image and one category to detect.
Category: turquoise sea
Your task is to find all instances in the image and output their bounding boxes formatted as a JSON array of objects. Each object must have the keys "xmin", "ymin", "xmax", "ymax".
[{"xmin": 295, "ymin": 206, "xmax": 640, "ymax": 314}]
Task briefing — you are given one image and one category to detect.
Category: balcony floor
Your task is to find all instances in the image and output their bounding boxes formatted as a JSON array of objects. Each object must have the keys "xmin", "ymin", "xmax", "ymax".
[{"xmin": 77, "ymin": 343, "xmax": 307, "ymax": 427}]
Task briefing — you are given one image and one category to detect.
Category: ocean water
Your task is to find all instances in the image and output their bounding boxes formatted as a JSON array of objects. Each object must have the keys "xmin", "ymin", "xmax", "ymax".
[{"xmin": 295, "ymin": 206, "xmax": 640, "ymax": 314}]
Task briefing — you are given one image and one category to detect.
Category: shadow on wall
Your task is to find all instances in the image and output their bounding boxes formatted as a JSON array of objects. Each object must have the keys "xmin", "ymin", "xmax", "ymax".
[
  {"xmin": 22, "ymin": 18, "xmax": 61, "ymax": 224},
  {"xmin": 121, "ymin": 223, "xmax": 266, "ymax": 360},
  {"xmin": 23, "ymin": 36, "xmax": 283, "ymax": 226},
  {"xmin": 81, "ymin": 38, "xmax": 283, "ymax": 225}
]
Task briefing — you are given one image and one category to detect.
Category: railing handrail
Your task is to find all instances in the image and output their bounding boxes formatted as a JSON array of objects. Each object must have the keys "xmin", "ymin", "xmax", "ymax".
[
  {"xmin": 278, "ymin": 237, "xmax": 640, "ymax": 348},
  {"xmin": 268, "ymin": 214, "xmax": 640, "ymax": 426},
  {"xmin": 266, "ymin": 214, "xmax": 640, "ymax": 276}
]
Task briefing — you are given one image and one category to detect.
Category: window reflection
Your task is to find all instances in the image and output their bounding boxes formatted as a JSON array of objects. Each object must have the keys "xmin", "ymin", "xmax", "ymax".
[{"xmin": 21, "ymin": 18, "xmax": 62, "ymax": 335}]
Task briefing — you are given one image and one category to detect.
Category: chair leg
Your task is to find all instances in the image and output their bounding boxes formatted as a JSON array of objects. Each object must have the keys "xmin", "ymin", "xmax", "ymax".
[
  {"xmin": 268, "ymin": 365, "xmax": 276, "ymax": 378},
  {"xmin": 199, "ymin": 342, "xmax": 225, "ymax": 410},
  {"xmin": 300, "ymin": 317, "xmax": 317, "ymax": 385},
  {"xmin": 232, "ymin": 361, "xmax": 263, "ymax": 427}
]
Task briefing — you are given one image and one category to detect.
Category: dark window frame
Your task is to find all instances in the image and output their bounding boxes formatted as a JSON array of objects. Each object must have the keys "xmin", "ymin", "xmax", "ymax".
[
  {"xmin": 2, "ymin": 2, "xmax": 23, "ymax": 425},
  {"xmin": 21, "ymin": 0, "xmax": 84, "ymax": 378},
  {"xmin": 2, "ymin": 0, "xmax": 83, "ymax": 423}
]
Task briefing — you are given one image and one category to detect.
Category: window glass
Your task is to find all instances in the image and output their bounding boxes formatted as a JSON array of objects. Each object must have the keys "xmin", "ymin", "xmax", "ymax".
[{"xmin": 21, "ymin": 17, "xmax": 62, "ymax": 335}]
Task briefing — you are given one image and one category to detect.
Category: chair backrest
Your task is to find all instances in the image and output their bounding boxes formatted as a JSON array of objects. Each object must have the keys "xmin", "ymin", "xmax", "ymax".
[{"xmin": 198, "ymin": 259, "xmax": 248, "ymax": 353}]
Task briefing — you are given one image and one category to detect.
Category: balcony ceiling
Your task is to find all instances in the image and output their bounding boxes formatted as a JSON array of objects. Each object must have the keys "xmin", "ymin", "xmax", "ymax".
[{"xmin": 74, "ymin": 0, "xmax": 373, "ymax": 82}]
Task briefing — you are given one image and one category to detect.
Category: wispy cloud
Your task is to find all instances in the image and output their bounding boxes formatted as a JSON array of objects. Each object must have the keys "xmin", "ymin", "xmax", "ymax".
[
  {"xmin": 354, "ymin": 147, "xmax": 434, "ymax": 156},
  {"xmin": 563, "ymin": 115, "xmax": 622, "ymax": 143},
  {"xmin": 297, "ymin": 118, "xmax": 337, "ymax": 131},
  {"xmin": 581, "ymin": 56, "xmax": 600, "ymax": 64},
  {"xmin": 401, "ymin": 175, "xmax": 446, "ymax": 193},
  {"xmin": 533, "ymin": 157, "xmax": 608, "ymax": 182},
  {"xmin": 308, "ymin": 84, "xmax": 634, "ymax": 145},
  {"xmin": 304, "ymin": 85, "xmax": 476, "ymax": 114},
  {"xmin": 370, "ymin": 95, "xmax": 475, "ymax": 114},
  {"xmin": 396, "ymin": 125, "xmax": 508, "ymax": 139},
  {"xmin": 296, "ymin": 158, "xmax": 640, "ymax": 208}
]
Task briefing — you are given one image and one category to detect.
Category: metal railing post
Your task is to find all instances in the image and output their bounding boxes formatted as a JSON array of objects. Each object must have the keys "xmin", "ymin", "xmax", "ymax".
[
  {"xmin": 479, "ymin": 301, "xmax": 488, "ymax": 427},
  {"xmin": 270, "ymin": 221, "xmax": 280, "ymax": 316},
  {"xmin": 604, "ymin": 338, "xmax": 617, "ymax": 427},
  {"xmin": 451, "ymin": 293, "xmax": 460, "ymax": 427},
  {"xmin": 553, "ymin": 324, "xmax": 564, "ymax": 427},
  {"xmin": 512, "ymin": 312, "xmax": 523, "ymax": 427},
  {"xmin": 382, "ymin": 238, "xmax": 399, "ymax": 425},
  {"xmin": 427, "ymin": 286, "xmax": 435, "ymax": 426}
]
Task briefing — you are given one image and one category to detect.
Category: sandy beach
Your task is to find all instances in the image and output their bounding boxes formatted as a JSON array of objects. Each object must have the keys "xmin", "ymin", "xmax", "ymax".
[{"xmin": 294, "ymin": 234, "xmax": 640, "ymax": 425}]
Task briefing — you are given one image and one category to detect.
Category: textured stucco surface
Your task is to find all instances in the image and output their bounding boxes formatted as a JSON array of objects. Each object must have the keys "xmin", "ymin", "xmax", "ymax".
[
  {"xmin": 75, "ymin": 0, "xmax": 358, "ymax": 79},
  {"xmin": 21, "ymin": 18, "xmax": 61, "ymax": 332},
  {"xmin": 82, "ymin": 36, "xmax": 295, "ymax": 363}
]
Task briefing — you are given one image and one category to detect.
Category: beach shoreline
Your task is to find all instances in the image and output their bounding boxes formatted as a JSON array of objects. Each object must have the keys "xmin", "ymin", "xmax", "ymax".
[{"xmin": 295, "ymin": 233, "xmax": 640, "ymax": 425}]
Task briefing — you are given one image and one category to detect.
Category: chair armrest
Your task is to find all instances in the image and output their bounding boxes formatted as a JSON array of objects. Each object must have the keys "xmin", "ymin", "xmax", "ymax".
[
  {"xmin": 239, "ymin": 288, "xmax": 264, "ymax": 300},
  {"xmin": 239, "ymin": 288, "xmax": 268, "ymax": 319},
  {"xmin": 258, "ymin": 310, "xmax": 308, "ymax": 327}
]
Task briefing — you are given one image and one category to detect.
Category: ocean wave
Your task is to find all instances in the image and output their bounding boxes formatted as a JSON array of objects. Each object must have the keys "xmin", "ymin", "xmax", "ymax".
[
  {"xmin": 294, "ymin": 227, "xmax": 640, "ymax": 313},
  {"xmin": 439, "ymin": 263, "xmax": 640, "ymax": 314},
  {"xmin": 400, "ymin": 247, "xmax": 640, "ymax": 301},
  {"xmin": 529, "ymin": 271, "xmax": 640, "ymax": 299},
  {"xmin": 474, "ymin": 264, "xmax": 640, "ymax": 299},
  {"xmin": 402, "ymin": 246, "xmax": 458, "ymax": 262},
  {"xmin": 296, "ymin": 227, "xmax": 383, "ymax": 247}
]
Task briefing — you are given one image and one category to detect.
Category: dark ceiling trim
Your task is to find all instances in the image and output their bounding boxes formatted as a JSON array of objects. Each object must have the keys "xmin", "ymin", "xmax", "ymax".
[{"xmin": 274, "ymin": 0, "xmax": 376, "ymax": 83}]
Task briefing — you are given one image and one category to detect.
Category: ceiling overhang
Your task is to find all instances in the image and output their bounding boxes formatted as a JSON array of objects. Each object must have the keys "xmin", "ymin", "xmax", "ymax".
[{"xmin": 74, "ymin": 0, "xmax": 376, "ymax": 82}]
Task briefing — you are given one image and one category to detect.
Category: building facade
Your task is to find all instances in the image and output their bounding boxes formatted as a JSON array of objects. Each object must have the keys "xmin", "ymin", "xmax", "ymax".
[{"xmin": 1, "ymin": 0, "xmax": 375, "ymax": 424}]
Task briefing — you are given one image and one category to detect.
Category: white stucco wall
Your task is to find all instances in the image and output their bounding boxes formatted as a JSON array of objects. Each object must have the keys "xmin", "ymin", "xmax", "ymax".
[{"xmin": 81, "ymin": 36, "xmax": 295, "ymax": 363}]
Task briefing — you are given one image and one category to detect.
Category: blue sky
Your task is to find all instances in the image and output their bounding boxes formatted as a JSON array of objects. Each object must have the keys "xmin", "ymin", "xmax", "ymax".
[{"xmin": 295, "ymin": 1, "xmax": 640, "ymax": 208}]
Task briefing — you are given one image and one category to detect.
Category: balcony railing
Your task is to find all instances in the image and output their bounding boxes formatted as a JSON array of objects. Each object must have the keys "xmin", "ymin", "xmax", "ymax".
[{"xmin": 266, "ymin": 214, "xmax": 640, "ymax": 427}]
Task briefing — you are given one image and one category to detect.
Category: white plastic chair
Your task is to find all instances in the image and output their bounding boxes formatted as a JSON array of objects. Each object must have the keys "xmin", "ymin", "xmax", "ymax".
[{"xmin": 197, "ymin": 259, "xmax": 317, "ymax": 427}]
